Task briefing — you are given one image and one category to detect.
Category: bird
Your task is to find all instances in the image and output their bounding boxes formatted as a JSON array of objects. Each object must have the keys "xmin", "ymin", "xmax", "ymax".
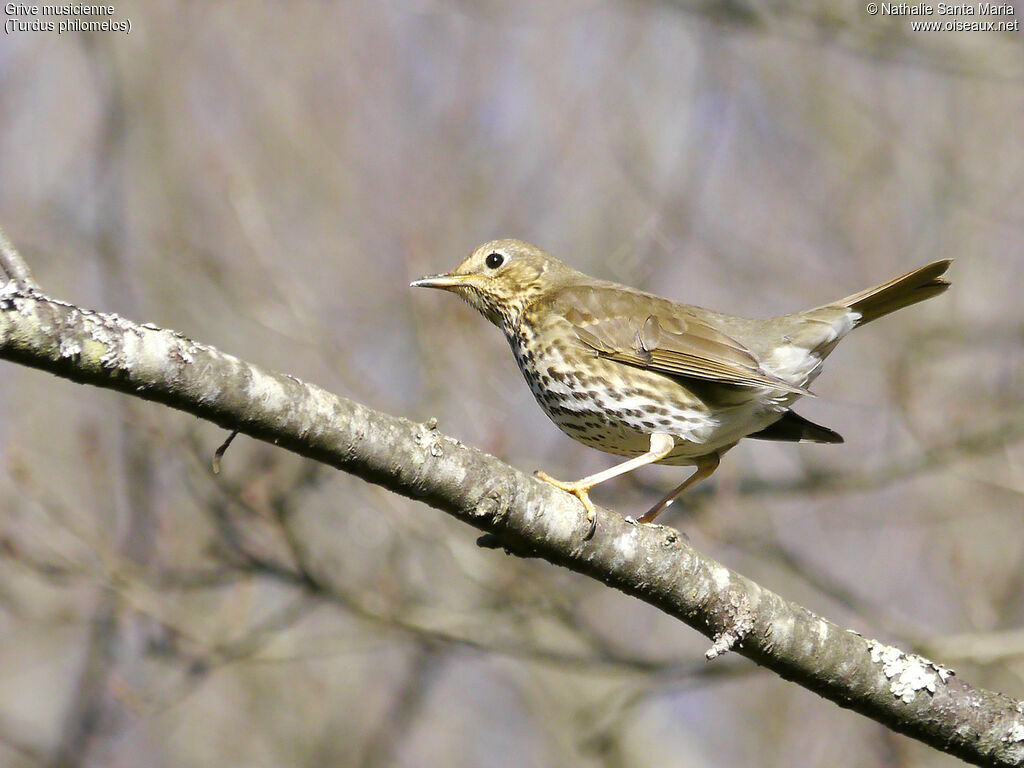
[{"xmin": 411, "ymin": 240, "xmax": 951, "ymax": 537}]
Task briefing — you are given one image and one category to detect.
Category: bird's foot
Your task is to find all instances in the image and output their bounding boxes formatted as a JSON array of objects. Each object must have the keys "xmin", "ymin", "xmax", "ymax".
[
  {"xmin": 534, "ymin": 471, "xmax": 597, "ymax": 539},
  {"xmin": 636, "ymin": 497, "xmax": 674, "ymax": 524}
]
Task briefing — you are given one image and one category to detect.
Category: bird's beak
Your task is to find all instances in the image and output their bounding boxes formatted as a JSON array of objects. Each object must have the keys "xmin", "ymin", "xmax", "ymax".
[{"xmin": 409, "ymin": 272, "xmax": 474, "ymax": 291}]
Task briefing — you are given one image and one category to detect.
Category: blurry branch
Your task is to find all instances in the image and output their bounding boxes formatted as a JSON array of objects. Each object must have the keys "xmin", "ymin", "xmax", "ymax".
[
  {"xmin": 358, "ymin": 646, "xmax": 447, "ymax": 768},
  {"xmin": 121, "ymin": 589, "xmax": 317, "ymax": 720},
  {"xmin": 0, "ymin": 714, "xmax": 45, "ymax": 764},
  {"xmin": 53, "ymin": 42, "xmax": 157, "ymax": 768},
  {"xmin": 0, "ymin": 227, "xmax": 37, "ymax": 292},
  {"xmin": 734, "ymin": 414, "xmax": 1024, "ymax": 497},
  {"xmin": 724, "ymin": 534, "xmax": 927, "ymax": 643},
  {"xmin": 643, "ymin": 0, "xmax": 1024, "ymax": 81},
  {"xmin": 927, "ymin": 629, "xmax": 1024, "ymax": 666},
  {"xmin": 1, "ymin": 231, "xmax": 1023, "ymax": 767}
]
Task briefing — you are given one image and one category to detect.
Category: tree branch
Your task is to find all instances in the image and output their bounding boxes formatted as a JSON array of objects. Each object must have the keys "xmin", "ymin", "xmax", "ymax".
[
  {"xmin": 0, "ymin": 225, "xmax": 37, "ymax": 293},
  {"xmin": 1, "ymin": 266, "xmax": 1022, "ymax": 765}
]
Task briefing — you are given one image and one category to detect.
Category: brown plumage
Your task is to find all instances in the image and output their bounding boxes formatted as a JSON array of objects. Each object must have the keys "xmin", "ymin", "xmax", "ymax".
[{"xmin": 412, "ymin": 240, "xmax": 950, "ymax": 537}]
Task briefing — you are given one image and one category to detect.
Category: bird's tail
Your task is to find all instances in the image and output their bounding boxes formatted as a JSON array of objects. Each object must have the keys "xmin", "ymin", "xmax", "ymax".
[{"xmin": 838, "ymin": 259, "xmax": 952, "ymax": 327}]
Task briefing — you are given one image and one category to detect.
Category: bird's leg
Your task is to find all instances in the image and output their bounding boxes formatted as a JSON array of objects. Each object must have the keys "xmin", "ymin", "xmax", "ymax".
[
  {"xmin": 637, "ymin": 452, "xmax": 721, "ymax": 524},
  {"xmin": 536, "ymin": 432, "xmax": 676, "ymax": 537}
]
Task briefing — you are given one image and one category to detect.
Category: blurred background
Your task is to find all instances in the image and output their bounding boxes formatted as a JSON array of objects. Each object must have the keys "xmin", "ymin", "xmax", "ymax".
[{"xmin": 1, "ymin": 2, "xmax": 1023, "ymax": 766}]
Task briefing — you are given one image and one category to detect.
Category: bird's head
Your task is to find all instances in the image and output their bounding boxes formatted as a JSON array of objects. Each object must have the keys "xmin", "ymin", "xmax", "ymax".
[{"xmin": 411, "ymin": 239, "xmax": 578, "ymax": 331}]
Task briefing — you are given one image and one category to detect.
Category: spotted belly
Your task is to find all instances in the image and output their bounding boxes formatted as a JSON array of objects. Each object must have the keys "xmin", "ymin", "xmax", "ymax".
[{"xmin": 508, "ymin": 336, "xmax": 776, "ymax": 465}]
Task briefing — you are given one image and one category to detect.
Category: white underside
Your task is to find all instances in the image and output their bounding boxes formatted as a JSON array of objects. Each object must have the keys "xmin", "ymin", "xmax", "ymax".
[{"xmin": 763, "ymin": 311, "xmax": 860, "ymax": 388}]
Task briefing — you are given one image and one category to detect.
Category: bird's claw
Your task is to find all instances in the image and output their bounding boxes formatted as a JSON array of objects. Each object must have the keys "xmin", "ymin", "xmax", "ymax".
[{"xmin": 535, "ymin": 471, "xmax": 597, "ymax": 540}]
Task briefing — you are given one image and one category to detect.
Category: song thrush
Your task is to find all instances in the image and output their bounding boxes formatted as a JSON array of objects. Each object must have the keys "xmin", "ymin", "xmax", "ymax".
[{"xmin": 412, "ymin": 240, "xmax": 950, "ymax": 537}]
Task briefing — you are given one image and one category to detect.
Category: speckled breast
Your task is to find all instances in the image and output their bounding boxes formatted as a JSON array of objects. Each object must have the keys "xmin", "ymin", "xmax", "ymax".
[{"xmin": 504, "ymin": 321, "xmax": 725, "ymax": 464}]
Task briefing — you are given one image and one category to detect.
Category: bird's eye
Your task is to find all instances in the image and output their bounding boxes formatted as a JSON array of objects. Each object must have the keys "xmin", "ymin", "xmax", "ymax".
[{"xmin": 485, "ymin": 252, "xmax": 504, "ymax": 269}]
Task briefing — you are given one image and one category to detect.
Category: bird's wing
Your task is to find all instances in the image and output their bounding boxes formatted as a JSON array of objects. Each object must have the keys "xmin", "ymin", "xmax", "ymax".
[{"xmin": 563, "ymin": 295, "xmax": 810, "ymax": 395}]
